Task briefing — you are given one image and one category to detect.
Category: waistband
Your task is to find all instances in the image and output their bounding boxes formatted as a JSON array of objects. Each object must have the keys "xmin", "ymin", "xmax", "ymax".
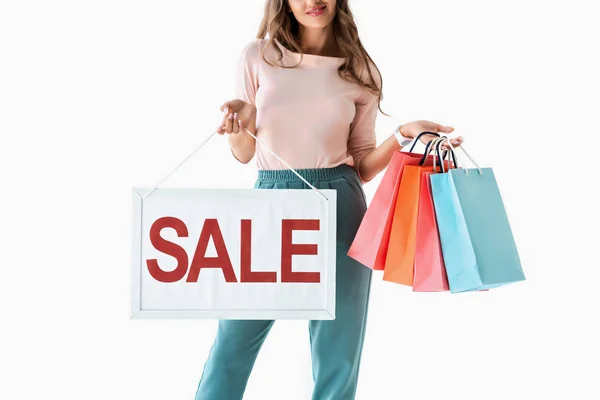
[{"xmin": 256, "ymin": 163, "xmax": 358, "ymax": 183}]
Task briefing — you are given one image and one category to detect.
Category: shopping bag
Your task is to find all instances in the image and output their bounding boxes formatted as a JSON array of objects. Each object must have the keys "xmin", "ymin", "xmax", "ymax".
[
  {"xmin": 383, "ymin": 138, "xmax": 452, "ymax": 285},
  {"xmin": 348, "ymin": 132, "xmax": 443, "ymax": 270},
  {"xmin": 413, "ymin": 171, "xmax": 450, "ymax": 292},
  {"xmin": 131, "ymin": 132, "xmax": 338, "ymax": 320},
  {"xmin": 383, "ymin": 164, "xmax": 434, "ymax": 285},
  {"xmin": 430, "ymin": 146, "xmax": 525, "ymax": 293}
]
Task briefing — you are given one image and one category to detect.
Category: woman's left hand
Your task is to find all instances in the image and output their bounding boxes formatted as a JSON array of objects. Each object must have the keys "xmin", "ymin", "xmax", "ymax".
[{"xmin": 399, "ymin": 120, "xmax": 464, "ymax": 149}]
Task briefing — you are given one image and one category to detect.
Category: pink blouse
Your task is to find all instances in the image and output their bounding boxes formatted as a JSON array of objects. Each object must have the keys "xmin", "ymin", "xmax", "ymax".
[{"xmin": 233, "ymin": 38, "xmax": 380, "ymax": 180}]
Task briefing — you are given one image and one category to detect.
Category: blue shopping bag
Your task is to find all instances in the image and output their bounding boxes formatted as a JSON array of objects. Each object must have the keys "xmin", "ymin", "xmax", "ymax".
[{"xmin": 429, "ymin": 144, "xmax": 525, "ymax": 293}]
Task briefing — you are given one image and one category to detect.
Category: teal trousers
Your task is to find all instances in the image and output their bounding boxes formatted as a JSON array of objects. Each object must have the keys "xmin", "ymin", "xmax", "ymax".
[{"xmin": 195, "ymin": 164, "xmax": 373, "ymax": 400}]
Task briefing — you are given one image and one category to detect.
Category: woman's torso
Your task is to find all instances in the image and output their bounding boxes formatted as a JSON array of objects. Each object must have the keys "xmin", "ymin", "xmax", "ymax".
[{"xmin": 241, "ymin": 38, "xmax": 373, "ymax": 171}]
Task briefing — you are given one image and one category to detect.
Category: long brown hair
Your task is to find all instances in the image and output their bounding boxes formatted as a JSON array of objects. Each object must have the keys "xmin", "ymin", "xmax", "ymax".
[{"xmin": 257, "ymin": 0, "xmax": 389, "ymax": 116}]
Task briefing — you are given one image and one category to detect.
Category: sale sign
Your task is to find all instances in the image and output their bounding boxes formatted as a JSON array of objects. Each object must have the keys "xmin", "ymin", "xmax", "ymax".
[{"xmin": 131, "ymin": 187, "xmax": 337, "ymax": 320}]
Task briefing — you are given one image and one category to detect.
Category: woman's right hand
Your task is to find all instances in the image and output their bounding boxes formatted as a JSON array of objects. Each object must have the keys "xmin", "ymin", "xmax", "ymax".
[{"xmin": 217, "ymin": 99, "xmax": 257, "ymax": 136}]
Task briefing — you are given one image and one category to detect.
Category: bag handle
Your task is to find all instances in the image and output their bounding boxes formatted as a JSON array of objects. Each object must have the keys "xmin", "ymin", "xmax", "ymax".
[
  {"xmin": 408, "ymin": 131, "xmax": 440, "ymax": 152},
  {"xmin": 429, "ymin": 137, "xmax": 453, "ymax": 173},
  {"xmin": 433, "ymin": 138, "xmax": 482, "ymax": 175},
  {"xmin": 142, "ymin": 123, "xmax": 329, "ymax": 201},
  {"xmin": 433, "ymin": 138, "xmax": 458, "ymax": 173},
  {"xmin": 419, "ymin": 136, "xmax": 446, "ymax": 169},
  {"xmin": 456, "ymin": 145, "xmax": 483, "ymax": 175},
  {"xmin": 416, "ymin": 133, "xmax": 449, "ymax": 166}
]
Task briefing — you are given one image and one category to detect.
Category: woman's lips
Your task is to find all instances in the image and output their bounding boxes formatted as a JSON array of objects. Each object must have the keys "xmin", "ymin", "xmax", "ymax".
[{"xmin": 306, "ymin": 5, "xmax": 326, "ymax": 17}]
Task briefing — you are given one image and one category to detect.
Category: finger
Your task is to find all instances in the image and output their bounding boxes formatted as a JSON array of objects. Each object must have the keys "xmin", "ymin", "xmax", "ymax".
[
  {"xmin": 231, "ymin": 112, "xmax": 239, "ymax": 134},
  {"xmin": 218, "ymin": 112, "xmax": 228, "ymax": 133},
  {"xmin": 237, "ymin": 118, "xmax": 245, "ymax": 135},
  {"xmin": 224, "ymin": 112, "xmax": 234, "ymax": 133},
  {"xmin": 220, "ymin": 102, "xmax": 232, "ymax": 114},
  {"xmin": 437, "ymin": 125, "xmax": 454, "ymax": 134},
  {"xmin": 220, "ymin": 102, "xmax": 235, "ymax": 133},
  {"xmin": 449, "ymin": 138, "xmax": 463, "ymax": 147}
]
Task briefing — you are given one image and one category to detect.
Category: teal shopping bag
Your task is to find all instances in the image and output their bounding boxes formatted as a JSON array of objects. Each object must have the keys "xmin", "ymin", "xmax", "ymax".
[{"xmin": 430, "ymin": 144, "xmax": 525, "ymax": 293}]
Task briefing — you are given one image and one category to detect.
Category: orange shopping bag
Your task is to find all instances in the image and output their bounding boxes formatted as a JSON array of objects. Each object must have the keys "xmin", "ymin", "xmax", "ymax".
[
  {"xmin": 348, "ymin": 132, "xmax": 443, "ymax": 270},
  {"xmin": 413, "ymin": 171, "xmax": 449, "ymax": 291},
  {"xmin": 383, "ymin": 138, "xmax": 452, "ymax": 285}
]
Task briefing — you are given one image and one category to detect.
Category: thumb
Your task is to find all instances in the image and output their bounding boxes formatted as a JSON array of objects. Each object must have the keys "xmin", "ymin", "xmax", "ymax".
[{"xmin": 220, "ymin": 101, "xmax": 235, "ymax": 114}]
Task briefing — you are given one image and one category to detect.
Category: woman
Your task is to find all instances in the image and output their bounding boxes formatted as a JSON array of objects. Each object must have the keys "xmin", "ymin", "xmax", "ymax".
[{"xmin": 196, "ymin": 1, "xmax": 463, "ymax": 398}]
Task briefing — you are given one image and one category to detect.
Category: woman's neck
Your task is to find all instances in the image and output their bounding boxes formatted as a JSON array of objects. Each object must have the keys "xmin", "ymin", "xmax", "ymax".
[{"xmin": 297, "ymin": 25, "xmax": 339, "ymax": 57}]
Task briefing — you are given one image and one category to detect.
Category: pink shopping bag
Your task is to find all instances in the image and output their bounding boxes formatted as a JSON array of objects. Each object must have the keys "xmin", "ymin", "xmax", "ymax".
[
  {"xmin": 348, "ymin": 133, "xmax": 443, "ymax": 270},
  {"xmin": 413, "ymin": 171, "xmax": 449, "ymax": 291}
]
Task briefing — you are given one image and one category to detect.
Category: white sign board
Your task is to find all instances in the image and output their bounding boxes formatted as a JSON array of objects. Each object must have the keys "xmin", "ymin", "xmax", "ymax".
[{"xmin": 131, "ymin": 188, "xmax": 337, "ymax": 319}]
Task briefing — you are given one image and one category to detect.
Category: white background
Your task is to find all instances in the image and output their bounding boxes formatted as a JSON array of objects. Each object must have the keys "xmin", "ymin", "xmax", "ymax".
[{"xmin": 1, "ymin": 0, "xmax": 599, "ymax": 399}]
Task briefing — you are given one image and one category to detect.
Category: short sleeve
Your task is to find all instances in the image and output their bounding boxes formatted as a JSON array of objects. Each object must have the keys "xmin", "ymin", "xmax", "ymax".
[
  {"xmin": 234, "ymin": 39, "xmax": 260, "ymax": 106},
  {"xmin": 347, "ymin": 63, "xmax": 381, "ymax": 182}
]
